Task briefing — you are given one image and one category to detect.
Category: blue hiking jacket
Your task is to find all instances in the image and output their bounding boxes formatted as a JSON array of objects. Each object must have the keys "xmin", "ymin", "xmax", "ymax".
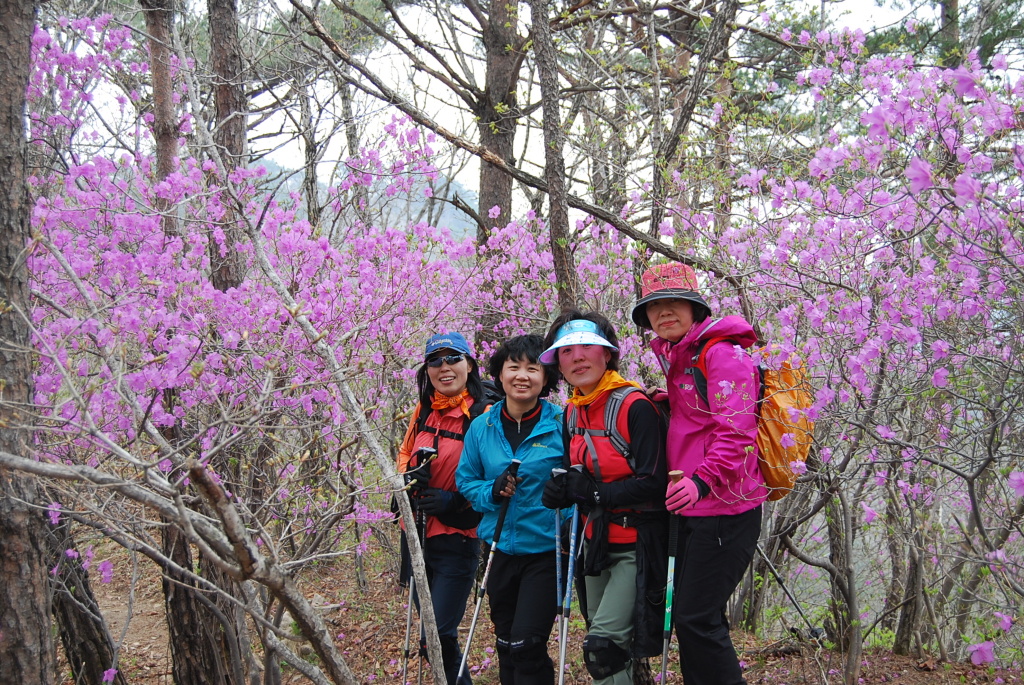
[{"xmin": 456, "ymin": 399, "xmax": 570, "ymax": 555}]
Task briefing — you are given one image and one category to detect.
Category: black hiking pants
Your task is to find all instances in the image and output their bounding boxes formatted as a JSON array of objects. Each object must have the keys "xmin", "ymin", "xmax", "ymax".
[
  {"xmin": 488, "ymin": 549, "xmax": 560, "ymax": 685},
  {"xmin": 672, "ymin": 505, "xmax": 761, "ymax": 685}
]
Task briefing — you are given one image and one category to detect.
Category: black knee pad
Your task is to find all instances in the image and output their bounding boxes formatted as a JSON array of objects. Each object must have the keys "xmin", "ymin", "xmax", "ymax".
[
  {"xmin": 495, "ymin": 636, "xmax": 512, "ymax": 656},
  {"xmin": 582, "ymin": 634, "xmax": 630, "ymax": 679},
  {"xmin": 510, "ymin": 635, "xmax": 552, "ymax": 674}
]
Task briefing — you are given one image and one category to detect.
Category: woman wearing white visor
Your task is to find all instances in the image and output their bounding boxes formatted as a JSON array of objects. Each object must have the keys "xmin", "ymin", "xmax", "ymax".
[{"xmin": 540, "ymin": 311, "xmax": 668, "ymax": 685}]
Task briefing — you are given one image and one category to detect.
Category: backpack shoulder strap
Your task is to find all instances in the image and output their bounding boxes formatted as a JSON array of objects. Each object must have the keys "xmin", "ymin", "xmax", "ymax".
[
  {"xmin": 418, "ymin": 403, "xmax": 474, "ymax": 443},
  {"xmin": 688, "ymin": 336, "xmax": 738, "ymax": 407},
  {"xmin": 416, "ymin": 402, "xmax": 432, "ymax": 433},
  {"xmin": 602, "ymin": 386, "xmax": 642, "ymax": 460}
]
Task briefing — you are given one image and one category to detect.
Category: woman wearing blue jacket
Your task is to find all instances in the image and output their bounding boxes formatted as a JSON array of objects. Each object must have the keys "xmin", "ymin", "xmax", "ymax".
[{"xmin": 456, "ymin": 334, "xmax": 567, "ymax": 685}]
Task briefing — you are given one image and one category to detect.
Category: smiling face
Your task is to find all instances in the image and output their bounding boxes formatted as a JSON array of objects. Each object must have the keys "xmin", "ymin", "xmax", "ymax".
[
  {"xmin": 557, "ymin": 344, "xmax": 612, "ymax": 395},
  {"xmin": 425, "ymin": 349, "xmax": 470, "ymax": 396},
  {"xmin": 646, "ymin": 298, "xmax": 695, "ymax": 343},
  {"xmin": 499, "ymin": 356, "xmax": 545, "ymax": 410}
]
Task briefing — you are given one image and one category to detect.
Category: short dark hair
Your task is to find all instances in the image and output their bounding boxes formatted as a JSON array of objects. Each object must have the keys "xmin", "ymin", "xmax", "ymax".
[
  {"xmin": 487, "ymin": 334, "xmax": 559, "ymax": 398},
  {"xmin": 692, "ymin": 302, "xmax": 711, "ymax": 324},
  {"xmin": 542, "ymin": 308, "xmax": 620, "ymax": 372}
]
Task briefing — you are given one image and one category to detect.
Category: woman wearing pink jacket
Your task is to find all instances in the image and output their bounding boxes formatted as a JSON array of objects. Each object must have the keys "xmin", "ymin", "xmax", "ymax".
[{"xmin": 631, "ymin": 263, "xmax": 766, "ymax": 685}]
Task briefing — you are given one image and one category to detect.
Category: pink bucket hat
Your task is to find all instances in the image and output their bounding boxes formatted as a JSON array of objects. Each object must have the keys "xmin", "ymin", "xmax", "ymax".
[{"xmin": 630, "ymin": 263, "xmax": 711, "ymax": 329}]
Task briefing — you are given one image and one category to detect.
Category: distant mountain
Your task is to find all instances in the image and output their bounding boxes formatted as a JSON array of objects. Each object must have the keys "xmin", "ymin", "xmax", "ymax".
[{"xmin": 258, "ymin": 159, "xmax": 479, "ymax": 239}]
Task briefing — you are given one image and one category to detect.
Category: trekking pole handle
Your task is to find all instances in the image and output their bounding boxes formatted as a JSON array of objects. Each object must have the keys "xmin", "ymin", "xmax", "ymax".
[
  {"xmin": 669, "ymin": 469, "xmax": 684, "ymax": 484},
  {"xmin": 491, "ymin": 459, "xmax": 522, "ymax": 542}
]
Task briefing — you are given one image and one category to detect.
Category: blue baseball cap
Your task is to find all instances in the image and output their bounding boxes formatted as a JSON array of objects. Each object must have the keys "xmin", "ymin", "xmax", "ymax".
[
  {"xmin": 539, "ymin": 320, "xmax": 618, "ymax": 364},
  {"xmin": 424, "ymin": 332, "xmax": 473, "ymax": 359}
]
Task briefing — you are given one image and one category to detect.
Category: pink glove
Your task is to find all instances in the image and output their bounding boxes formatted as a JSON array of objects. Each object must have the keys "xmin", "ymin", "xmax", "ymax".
[{"xmin": 666, "ymin": 476, "xmax": 701, "ymax": 514}]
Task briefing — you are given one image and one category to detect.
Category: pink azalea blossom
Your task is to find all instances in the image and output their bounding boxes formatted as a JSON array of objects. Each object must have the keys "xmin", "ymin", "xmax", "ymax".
[
  {"xmin": 1008, "ymin": 472, "xmax": 1024, "ymax": 497},
  {"xmin": 967, "ymin": 640, "xmax": 995, "ymax": 665},
  {"xmin": 953, "ymin": 173, "xmax": 982, "ymax": 206},
  {"xmin": 876, "ymin": 425, "xmax": 896, "ymax": 440},
  {"xmin": 994, "ymin": 611, "xmax": 1014, "ymax": 632},
  {"xmin": 99, "ymin": 559, "xmax": 114, "ymax": 584},
  {"xmin": 102, "ymin": 669, "xmax": 118, "ymax": 682},
  {"xmin": 789, "ymin": 459, "xmax": 806, "ymax": 475},
  {"xmin": 861, "ymin": 502, "xmax": 878, "ymax": 524},
  {"xmin": 905, "ymin": 158, "xmax": 932, "ymax": 194}
]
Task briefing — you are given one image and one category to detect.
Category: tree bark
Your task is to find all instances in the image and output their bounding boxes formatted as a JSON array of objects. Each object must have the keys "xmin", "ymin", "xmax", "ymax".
[
  {"xmin": 530, "ymin": 0, "xmax": 579, "ymax": 309},
  {"xmin": 939, "ymin": 0, "xmax": 961, "ymax": 66},
  {"xmin": 161, "ymin": 522, "xmax": 236, "ymax": 684},
  {"xmin": 0, "ymin": 2, "xmax": 56, "ymax": 682},
  {"xmin": 141, "ymin": 0, "xmax": 180, "ymax": 236},
  {"xmin": 47, "ymin": 521, "xmax": 129, "ymax": 685},
  {"xmin": 892, "ymin": 534, "xmax": 924, "ymax": 656},
  {"xmin": 209, "ymin": 0, "xmax": 247, "ymax": 166},
  {"xmin": 880, "ymin": 476, "xmax": 907, "ymax": 633},
  {"xmin": 207, "ymin": 0, "xmax": 247, "ymax": 290},
  {"xmin": 476, "ymin": 0, "xmax": 522, "ymax": 241}
]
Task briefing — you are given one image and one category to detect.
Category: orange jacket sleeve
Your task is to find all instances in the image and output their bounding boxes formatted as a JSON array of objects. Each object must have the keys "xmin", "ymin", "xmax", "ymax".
[{"xmin": 396, "ymin": 403, "xmax": 422, "ymax": 472}]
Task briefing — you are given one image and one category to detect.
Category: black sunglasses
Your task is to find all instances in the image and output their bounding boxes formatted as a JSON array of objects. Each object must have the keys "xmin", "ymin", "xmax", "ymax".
[{"xmin": 426, "ymin": 354, "xmax": 465, "ymax": 368}]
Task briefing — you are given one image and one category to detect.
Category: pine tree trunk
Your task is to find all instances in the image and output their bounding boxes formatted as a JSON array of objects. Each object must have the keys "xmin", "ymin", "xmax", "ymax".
[
  {"xmin": 476, "ymin": 0, "xmax": 521, "ymax": 242},
  {"xmin": 140, "ymin": 0, "xmax": 180, "ymax": 236},
  {"xmin": 208, "ymin": 0, "xmax": 246, "ymax": 290},
  {"xmin": 161, "ymin": 524, "xmax": 235, "ymax": 684},
  {"xmin": 47, "ymin": 521, "xmax": 128, "ymax": 685},
  {"xmin": 0, "ymin": 2, "xmax": 56, "ymax": 682},
  {"xmin": 530, "ymin": 0, "xmax": 579, "ymax": 308}
]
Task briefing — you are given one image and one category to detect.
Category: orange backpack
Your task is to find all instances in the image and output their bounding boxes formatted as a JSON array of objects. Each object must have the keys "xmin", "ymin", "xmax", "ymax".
[{"xmin": 691, "ymin": 337, "xmax": 815, "ymax": 501}]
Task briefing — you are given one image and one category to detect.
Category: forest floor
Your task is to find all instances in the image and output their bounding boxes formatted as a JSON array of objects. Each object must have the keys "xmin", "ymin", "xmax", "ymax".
[{"xmin": 71, "ymin": 539, "xmax": 1023, "ymax": 685}]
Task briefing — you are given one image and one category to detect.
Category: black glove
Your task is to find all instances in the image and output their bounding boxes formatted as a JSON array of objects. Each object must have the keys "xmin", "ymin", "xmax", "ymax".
[
  {"xmin": 491, "ymin": 464, "xmax": 519, "ymax": 502},
  {"xmin": 404, "ymin": 459, "xmax": 433, "ymax": 495},
  {"xmin": 417, "ymin": 488, "xmax": 461, "ymax": 515},
  {"xmin": 542, "ymin": 472, "xmax": 569, "ymax": 509},
  {"xmin": 566, "ymin": 469, "xmax": 601, "ymax": 505}
]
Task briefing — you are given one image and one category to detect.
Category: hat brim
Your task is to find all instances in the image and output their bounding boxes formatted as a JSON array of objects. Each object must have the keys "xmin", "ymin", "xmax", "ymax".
[
  {"xmin": 631, "ymin": 290, "xmax": 711, "ymax": 329},
  {"xmin": 424, "ymin": 347, "xmax": 472, "ymax": 361},
  {"xmin": 539, "ymin": 332, "xmax": 618, "ymax": 364}
]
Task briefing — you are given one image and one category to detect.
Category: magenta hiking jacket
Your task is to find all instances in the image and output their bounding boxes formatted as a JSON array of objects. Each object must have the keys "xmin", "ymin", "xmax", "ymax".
[{"xmin": 651, "ymin": 315, "xmax": 767, "ymax": 517}]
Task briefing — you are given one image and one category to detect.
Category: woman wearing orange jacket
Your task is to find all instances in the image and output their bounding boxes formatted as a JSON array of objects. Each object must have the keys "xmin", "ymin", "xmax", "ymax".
[{"xmin": 397, "ymin": 331, "xmax": 489, "ymax": 685}]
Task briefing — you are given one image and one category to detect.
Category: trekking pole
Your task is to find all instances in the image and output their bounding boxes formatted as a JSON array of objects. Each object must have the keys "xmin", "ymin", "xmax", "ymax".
[
  {"xmin": 660, "ymin": 470, "xmax": 684, "ymax": 684},
  {"xmin": 458, "ymin": 459, "xmax": 521, "ymax": 680},
  {"xmin": 557, "ymin": 464, "xmax": 585, "ymax": 685},
  {"xmin": 398, "ymin": 448, "xmax": 435, "ymax": 685},
  {"xmin": 401, "ymin": 563, "xmax": 416, "ymax": 684},
  {"xmin": 552, "ymin": 468, "xmax": 566, "ymax": 622},
  {"xmin": 756, "ymin": 543, "xmax": 820, "ymax": 636},
  {"xmin": 416, "ymin": 503, "xmax": 426, "ymax": 685}
]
